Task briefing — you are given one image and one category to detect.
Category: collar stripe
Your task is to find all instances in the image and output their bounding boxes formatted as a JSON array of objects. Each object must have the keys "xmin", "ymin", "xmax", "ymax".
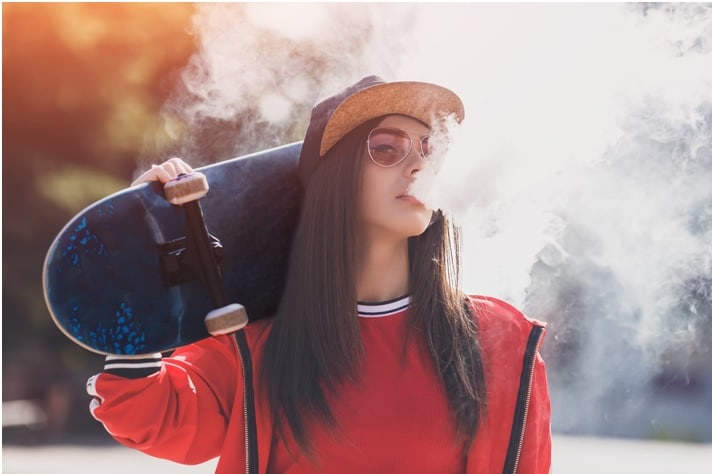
[{"xmin": 357, "ymin": 295, "xmax": 411, "ymax": 318}]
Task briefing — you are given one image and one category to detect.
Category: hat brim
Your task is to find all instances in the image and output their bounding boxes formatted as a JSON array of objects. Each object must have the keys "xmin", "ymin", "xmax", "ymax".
[{"xmin": 319, "ymin": 81, "xmax": 465, "ymax": 157}]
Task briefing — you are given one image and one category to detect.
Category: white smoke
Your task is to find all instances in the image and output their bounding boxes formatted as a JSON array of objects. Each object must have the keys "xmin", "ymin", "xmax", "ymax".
[
  {"xmin": 159, "ymin": 3, "xmax": 417, "ymax": 161},
  {"xmin": 405, "ymin": 3, "xmax": 712, "ymax": 438},
  {"xmin": 164, "ymin": 3, "xmax": 712, "ymax": 440},
  {"xmin": 410, "ymin": 4, "xmax": 712, "ymax": 303}
]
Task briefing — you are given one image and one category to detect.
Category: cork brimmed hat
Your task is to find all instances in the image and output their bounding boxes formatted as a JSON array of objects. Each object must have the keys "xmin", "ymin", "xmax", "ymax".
[{"xmin": 298, "ymin": 75, "xmax": 465, "ymax": 184}]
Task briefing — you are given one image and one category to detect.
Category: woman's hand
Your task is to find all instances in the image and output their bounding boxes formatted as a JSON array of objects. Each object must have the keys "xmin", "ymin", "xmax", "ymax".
[{"xmin": 131, "ymin": 158, "xmax": 195, "ymax": 186}]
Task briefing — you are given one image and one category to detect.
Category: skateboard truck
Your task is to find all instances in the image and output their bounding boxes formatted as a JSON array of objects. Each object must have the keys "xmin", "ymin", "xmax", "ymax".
[
  {"xmin": 163, "ymin": 172, "xmax": 248, "ymax": 336},
  {"xmin": 158, "ymin": 235, "xmax": 223, "ymax": 286}
]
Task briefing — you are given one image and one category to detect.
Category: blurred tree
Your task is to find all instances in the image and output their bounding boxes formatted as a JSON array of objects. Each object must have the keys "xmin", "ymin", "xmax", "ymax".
[{"xmin": 3, "ymin": 3, "xmax": 195, "ymax": 376}]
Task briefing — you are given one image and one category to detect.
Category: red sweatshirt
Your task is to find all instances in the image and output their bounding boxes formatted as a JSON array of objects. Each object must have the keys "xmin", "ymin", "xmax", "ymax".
[{"xmin": 88, "ymin": 295, "xmax": 551, "ymax": 473}]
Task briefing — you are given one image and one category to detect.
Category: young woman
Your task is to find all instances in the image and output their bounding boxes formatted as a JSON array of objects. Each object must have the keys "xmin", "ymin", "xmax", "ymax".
[{"xmin": 87, "ymin": 76, "xmax": 551, "ymax": 473}]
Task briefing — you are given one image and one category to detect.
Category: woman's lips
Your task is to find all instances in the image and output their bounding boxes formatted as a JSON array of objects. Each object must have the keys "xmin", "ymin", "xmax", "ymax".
[{"xmin": 397, "ymin": 194, "xmax": 425, "ymax": 206}]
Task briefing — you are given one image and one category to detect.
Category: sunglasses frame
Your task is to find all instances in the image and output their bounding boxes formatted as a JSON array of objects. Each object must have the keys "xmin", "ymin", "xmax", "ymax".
[{"xmin": 366, "ymin": 127, "xmax": 431, "ymax": 168}]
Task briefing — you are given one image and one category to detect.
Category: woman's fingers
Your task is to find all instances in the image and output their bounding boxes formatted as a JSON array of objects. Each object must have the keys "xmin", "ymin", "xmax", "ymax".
[
  {"xmin": 131, "ymin": 166, "xmax": 168, "ymax": 186},
  {"xmin": 165, "ymin": 157, "xmax": 194, "ymax": 176},
  {"xmin": 131, "ymin": 158, "xmax": 194, "ymax": 186}
]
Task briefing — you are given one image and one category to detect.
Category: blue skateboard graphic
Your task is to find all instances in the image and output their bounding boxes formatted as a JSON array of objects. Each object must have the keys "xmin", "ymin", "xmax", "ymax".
[{"xmin": 43, "ymin": 142, "xmax": 302, "ymax": 356}]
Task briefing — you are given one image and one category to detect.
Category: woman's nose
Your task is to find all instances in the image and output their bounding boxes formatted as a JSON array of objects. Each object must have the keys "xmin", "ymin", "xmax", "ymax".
[{"xmin": 403, "ymin": 144, "xmax": 425, "ymax": 175}]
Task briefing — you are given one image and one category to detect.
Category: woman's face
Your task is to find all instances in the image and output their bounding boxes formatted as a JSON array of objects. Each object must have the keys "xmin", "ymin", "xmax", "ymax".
[{"xmin": 357, "ymin": 114, "xmax": 434, "ymax": 244}]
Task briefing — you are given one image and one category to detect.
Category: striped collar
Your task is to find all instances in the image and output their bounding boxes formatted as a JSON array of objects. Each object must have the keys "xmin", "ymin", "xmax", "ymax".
[{"xmin": 357, "ymin": 295, "xmax": 411, "ymax": 318}]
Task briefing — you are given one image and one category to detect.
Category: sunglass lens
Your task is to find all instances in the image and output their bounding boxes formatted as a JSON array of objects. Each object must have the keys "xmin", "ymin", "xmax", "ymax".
[
  {"xmin": 368, "ymin": 129, "xmax": 411, "ymax": 166},
  {"xmin": 420, "ymin": 136, "xmax": 431, "ymax": 157}
]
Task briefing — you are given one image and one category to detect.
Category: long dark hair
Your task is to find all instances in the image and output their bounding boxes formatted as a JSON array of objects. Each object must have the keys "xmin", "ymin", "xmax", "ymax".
[{"xmin": 261, "ymin": 118, "xmax": 487, "ymax": 457}]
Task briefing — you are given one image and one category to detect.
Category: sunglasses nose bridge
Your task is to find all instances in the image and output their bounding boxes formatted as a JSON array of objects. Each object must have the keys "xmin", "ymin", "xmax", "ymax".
[
  {"xmin": 402, "ymin": 138, "xmax": 428, "ymax": 173},
  {"xmin": 404, "ymin": 136, "xmax": 428, "ymax": 163},
  {"xmin": 416, "ymin": 136, "xmax": 429, "ymax": 158}
]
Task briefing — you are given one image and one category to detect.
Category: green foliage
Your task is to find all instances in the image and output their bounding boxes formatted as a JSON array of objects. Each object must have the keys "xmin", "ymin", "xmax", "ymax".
[
  {"xmin": 37, "ymin": 166, "xmax": 128, "ymax": 215},
  {"xmin": 649, "ymin": 426, "xmax": 705, "ymax": 444}
]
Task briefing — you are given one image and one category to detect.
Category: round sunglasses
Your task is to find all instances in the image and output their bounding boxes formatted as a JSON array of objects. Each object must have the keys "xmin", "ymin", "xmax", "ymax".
[{"xmin": 366, "ymin": 127, "xmax": 432, "ymax": 167}]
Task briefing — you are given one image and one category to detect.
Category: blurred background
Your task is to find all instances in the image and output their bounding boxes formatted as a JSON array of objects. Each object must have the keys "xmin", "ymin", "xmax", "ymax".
[
  {"xmin": 4, "ymin": 3, "xmax": 199, "ymax": 443},
  {"xmin": 3, "ymin": 0, "xmax": 711, "ymax": 464}
]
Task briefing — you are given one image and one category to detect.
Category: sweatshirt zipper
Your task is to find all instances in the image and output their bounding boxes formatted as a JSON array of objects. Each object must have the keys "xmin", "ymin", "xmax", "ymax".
[
  {"xmin": 234, "ymin": 330, "xmax": 258, "ymax": 474},
  {"xmin": 504, "ymin": 324, "xmax": 545, "ymax": 474}
]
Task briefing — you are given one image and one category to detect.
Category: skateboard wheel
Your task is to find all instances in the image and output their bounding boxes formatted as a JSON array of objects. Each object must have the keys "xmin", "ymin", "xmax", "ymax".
[
  {"xmin": 205, "ymin": 303, "xmax": 249, "ymax": 335},
  {"xmin": 164, "ymin": 172, "xmax": 209, "ymax": 205}
]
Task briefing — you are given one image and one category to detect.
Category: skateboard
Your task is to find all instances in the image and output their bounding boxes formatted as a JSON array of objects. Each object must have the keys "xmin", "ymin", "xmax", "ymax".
[{"xmin": 43, "ymin": 142, "xmax": 303, "ymax": 356}]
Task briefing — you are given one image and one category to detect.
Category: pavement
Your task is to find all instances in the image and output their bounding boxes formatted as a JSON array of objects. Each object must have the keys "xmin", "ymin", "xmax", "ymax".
[{"xmin": 3, "ymin": 435, "xmax": 712, "ymax": 473}]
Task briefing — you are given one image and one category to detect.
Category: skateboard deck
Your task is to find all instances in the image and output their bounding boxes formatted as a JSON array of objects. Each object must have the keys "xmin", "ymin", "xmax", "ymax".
[{"xmin": 43, "ymin": 142, "xmax": 302, "ymax": 356}]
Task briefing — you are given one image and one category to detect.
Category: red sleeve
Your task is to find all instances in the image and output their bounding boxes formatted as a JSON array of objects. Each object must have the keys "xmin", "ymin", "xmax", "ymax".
[
  {"xmin": 465, "ymin": 295, "xmax": 552, "ymax": 474},
  {"xmin": 517, "ymin": 351, "xmax": 552, "ymax": 474},
  {"xmin": 87, "ymin": 335, "xmax": 239, "ymax": 465}
]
